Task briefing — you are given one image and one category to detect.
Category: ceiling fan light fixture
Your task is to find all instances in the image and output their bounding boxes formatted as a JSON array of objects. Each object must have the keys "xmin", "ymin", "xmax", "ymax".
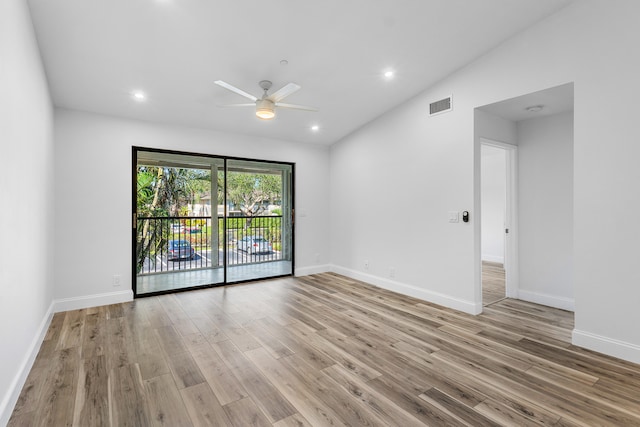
[
  {"xmin": 255, "ymin": 99, "xmax": 276, "ymax": 120},
  {"xmin": 214, "ymin": 80, "xmax": 316, "ymax": 120}
]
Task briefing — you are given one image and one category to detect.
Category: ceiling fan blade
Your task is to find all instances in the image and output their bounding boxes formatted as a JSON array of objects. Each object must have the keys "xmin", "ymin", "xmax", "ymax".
[
  {"xmin": 219, "ymin": 103, "xmax": 256, "ymax": 108},
  {"xmin": 269, "ymin": 83, "xmax": 301, "ymax": 102},
  {"xmin": 275, "ymin": 102, "xmax": 318, "ymax": 112},
  {"xmin": 214, "ymin": 80, "xmax": 258, "ymax": 101}
]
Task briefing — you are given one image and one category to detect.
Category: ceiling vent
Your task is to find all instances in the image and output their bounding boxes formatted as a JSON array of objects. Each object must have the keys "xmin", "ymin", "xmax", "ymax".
[{"xmin": 429, "ymin": 95, "xmax": 452, "ymax": 116}]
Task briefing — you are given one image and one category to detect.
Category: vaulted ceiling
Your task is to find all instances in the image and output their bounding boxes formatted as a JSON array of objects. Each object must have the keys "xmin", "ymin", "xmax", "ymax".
[{"xmin": 27, "ymin": 0, "xmax": 572, "ymax": 145}]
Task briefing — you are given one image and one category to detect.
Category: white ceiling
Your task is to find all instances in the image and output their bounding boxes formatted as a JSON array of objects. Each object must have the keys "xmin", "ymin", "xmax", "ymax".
[
  {"xmin": 27, "ymin": 0, "xmax": 573, "ymax": 146},
  {"xmin": 478, "ymin": 83, "xmax": 574, "ymax": 122}
]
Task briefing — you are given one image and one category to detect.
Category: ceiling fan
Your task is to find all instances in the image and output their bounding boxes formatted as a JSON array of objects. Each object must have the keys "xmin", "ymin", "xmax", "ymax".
[{"xmin": 214, "ymin": 80, "xmax": 317, "ymax": 120}]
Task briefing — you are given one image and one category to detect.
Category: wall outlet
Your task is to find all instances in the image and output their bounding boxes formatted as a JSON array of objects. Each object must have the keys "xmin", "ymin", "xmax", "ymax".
[
  {"xmin": 389, "ymin": 267, "xmax": 395, "ymax": 278},
  {"xmin": 315, "ymin": 253, "xmax": 320, "ymax": 263},
  {"xmin": 364, "ymin": 260, "xmax": 370, "ymax": 270},
  {"xmin": 113, "ymin": 274, "xmax": 121, "ymax": 287}
]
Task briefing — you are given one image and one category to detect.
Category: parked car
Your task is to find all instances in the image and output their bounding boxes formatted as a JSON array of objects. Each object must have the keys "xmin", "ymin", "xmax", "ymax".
[
  {"xmin": 167, "ymin": 240, "xmax": 195, "ymax": 260},
  {"xmin": 237, "ymin": 236, "xmax": 272, "ymax": 254}
]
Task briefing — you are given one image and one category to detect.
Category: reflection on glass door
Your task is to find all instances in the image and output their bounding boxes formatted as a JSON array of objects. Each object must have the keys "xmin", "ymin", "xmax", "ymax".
[
  {"xmin": 225, "ymin": 159, "xmax": 293, "ymax": 283},
  {"xmin": 134, "ymin": 150, "xmax": 224, "ymax": 295},
  {"xmin": 133, "ymin": 148, "xmax": 293, "ymax": 296}
]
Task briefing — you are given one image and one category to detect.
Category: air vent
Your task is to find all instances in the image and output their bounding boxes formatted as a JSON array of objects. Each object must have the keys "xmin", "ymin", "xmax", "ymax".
[{"xmin": 429, "ymin": 96, "xmax": 452, "ymax": 116}]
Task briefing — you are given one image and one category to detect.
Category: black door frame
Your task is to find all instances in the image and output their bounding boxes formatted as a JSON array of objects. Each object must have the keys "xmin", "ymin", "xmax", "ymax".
[{"xmin": 131, "ymin": 146, "xmax": 295, "ymax": 298}]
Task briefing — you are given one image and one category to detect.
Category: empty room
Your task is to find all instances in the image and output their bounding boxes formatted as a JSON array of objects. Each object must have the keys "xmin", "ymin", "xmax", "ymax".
[{"xmin": 2, "ymin": 0, "xmax": 640, "ymax": 425}]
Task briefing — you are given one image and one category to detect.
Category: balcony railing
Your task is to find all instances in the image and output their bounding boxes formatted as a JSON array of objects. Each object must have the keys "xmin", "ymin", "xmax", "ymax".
[{"xmin": 136, "ymin": 215, "xmax": 285, "ymax": 275}]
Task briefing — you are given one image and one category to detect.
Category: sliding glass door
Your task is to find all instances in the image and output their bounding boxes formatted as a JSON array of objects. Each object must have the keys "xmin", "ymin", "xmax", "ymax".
[
  {"xmin": 133, "ymin": 148, "xmax": 294, "ymax": 296},
  {"xmin": 225, "ymin": 159, "xmax": 293, "ymax": 282}
]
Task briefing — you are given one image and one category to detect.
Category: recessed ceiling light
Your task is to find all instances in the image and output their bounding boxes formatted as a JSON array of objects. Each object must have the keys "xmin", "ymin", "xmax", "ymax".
[
  {"xmin": 526, "ymin": 105, "xmax": 543, "ymax": 113},
  {"xmin": 311, "ymin": 125, "xmax": 319, "ymax": 132},
  {"xmin": 280, "ymin": 59, "xmax": 289, "ymax": 66},
  {"xmin": 132, "ymin": 91, "xmax": 146, "ymax": 101},
  {"xmin": 384, "ymin": 70, "xmax": 395, "ymax": 79}
]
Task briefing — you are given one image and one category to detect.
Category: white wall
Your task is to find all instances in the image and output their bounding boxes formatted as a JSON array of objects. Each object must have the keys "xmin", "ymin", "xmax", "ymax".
[
  {"xmin": 330, "ymin": 90, "xmax": 480, "ymax": 313},
  {"xmin": 330, "ymin": 0, "xmax": 640, "ymax": 363},
  {"xmin": 475, "ymin": 109, "xmax": 517, "ymax": 146},
  {"xmin": 0, "ymin": 0, "xmax": 55, "ymax": 423},
  {"xmin": 517, "ymin": 112, "xmax": 574, "ymax": 309},
  {"xmin": 481, "ymin": 146, "xmax": 506, "ymax": 264},
  {"xmin": 53, "ymin": 109, "xmax": 331, "ymax": 307}
]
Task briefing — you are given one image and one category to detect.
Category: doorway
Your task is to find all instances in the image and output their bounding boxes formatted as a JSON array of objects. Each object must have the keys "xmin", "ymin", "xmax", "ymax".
[
  {"xmin": 480, "ymin": 139, "xmax": 517, "ymax": 306},
  {"xmin": 132, "ymin": 148, "xmax": 294, "ymax": 296},
  {"xmin": 476, "ymin": 83, "xmax": 574, "ymax": 312}
]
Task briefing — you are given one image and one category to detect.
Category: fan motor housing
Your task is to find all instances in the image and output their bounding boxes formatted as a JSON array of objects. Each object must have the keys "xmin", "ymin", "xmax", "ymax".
[{"xmin": 256, "ymin": 98, "xmax": 276, "ymax": 119}]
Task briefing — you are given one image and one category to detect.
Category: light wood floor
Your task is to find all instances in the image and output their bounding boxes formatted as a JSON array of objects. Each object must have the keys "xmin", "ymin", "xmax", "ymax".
[
  {"xmin": 9, "ymin": 273, "xmax": 640, "ymax": 426},
  {"xmin": 482, "ymin": 261, "xmax": 506, "ymax": 306}
]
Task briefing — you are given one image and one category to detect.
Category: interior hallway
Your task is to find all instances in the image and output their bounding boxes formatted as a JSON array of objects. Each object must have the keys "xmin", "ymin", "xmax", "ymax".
[{"xmin": 482, "ymin": 261, "xmax": 506, "ymax": 306}]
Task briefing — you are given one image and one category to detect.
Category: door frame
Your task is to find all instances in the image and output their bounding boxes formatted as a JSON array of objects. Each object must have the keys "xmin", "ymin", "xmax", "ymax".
[
  {"xmin": 131, "ymin": 146, "xmax": 295, "ymax": 298},
  {"xmin": 479, "ymin": 138, "xmax": 519, "ymax": 304}
]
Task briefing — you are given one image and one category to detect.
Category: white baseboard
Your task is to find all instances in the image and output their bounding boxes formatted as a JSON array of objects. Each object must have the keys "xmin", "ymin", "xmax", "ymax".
[
  {"xmin": 53, "ymin": 289, "xmax": 133, "ymax": 313},
  {"xmin": 295, "ymin": 264, "xmax": 331, "ymax": 277},
  {"xmin": 517, "ymin": 289, "xmax": 574, "ymax": 311},
  {"xmin": 0, "ymin": 301, "xmax": 54, "ymax": 427},
  {"xmin": 482, "ymin": 255, "xmax": 504, "ymax": 264},
  {"xmin": 329, "ymin": 264, "xmax": 482, "ymax": 315},
  {"xmin": 572, "ymin": 329, "xmax": 640, "ymax": 365}
]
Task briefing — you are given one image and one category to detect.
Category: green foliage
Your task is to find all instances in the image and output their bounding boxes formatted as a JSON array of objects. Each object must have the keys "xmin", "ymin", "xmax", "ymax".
[
  {"xmin": 136, "ymin": 165, "xmax": 212, "ymax": 271},
  {"xmin": 226, "ymin": 172, "xmax": 281, "ymax": 217},
  {"xmin": 137, "ymin": 171, "xmax": 154, "ymax": 203},
  {"xmin": 136, "ymin": 169, "xmax": 159, "ymax": 217},
  {"xmin": 136, "ymin": 166, "xmax": 211, "ymax": 217}
]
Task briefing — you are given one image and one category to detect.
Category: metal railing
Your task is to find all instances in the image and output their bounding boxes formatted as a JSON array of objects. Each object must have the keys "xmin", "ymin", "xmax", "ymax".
[{"xmin": 136, "ymin": 215, "xmax": 285, "ymax": 275}]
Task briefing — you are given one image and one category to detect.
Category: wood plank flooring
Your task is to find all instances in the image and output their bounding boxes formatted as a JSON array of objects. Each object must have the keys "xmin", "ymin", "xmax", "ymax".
[
  {"xmin": 483, "ymin": 261, "xmax": 506, "ymax": 306},
  {"xmin": 9, "ymin": 273, "xmax": 640, "ymax": 426}
]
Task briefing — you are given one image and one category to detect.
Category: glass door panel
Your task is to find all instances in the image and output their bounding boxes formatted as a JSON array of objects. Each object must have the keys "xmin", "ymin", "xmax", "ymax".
[
  {"xmin": 135, "ymin": 149, "xmax": 224, "ymax": 295},
  {"xmin": 225, "ymin": 159, "xmax": 293, "ymax": 283}
]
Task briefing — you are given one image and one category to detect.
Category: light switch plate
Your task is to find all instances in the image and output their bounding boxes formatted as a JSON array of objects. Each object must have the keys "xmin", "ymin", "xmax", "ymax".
[{"xmin": 448, "ymin": 211, "xmax": 459, "ymax": 223}]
